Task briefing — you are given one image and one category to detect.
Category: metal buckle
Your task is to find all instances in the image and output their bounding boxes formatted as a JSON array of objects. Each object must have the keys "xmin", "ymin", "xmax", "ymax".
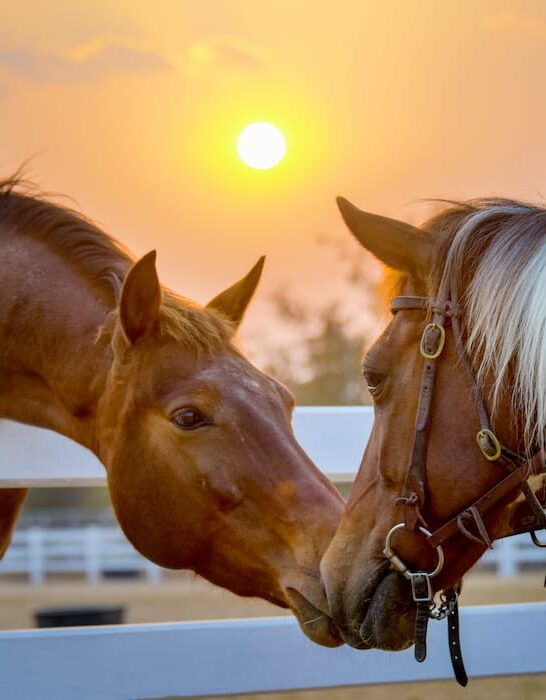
[
  {"xmin": 476, "ymin": 429, "xmax": 502, "ymax": 461},
  {"xmin": 383, "ymin": 523, "xmax": 444, "ymax": 580},
  {"xmin": 409, "ymin": 572, "xmax": 433, "ymax": 602},
  {"xmin": 420, "ymin": 323, "xmax": 446, "ymax": 359}
]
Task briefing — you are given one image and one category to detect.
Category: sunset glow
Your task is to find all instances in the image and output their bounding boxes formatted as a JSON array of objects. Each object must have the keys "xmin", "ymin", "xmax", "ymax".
[
  {"xmin": 236, "ymin": 123, "xmax": 286, "ymax": 170},
  {"xmin": 2, "ymin": 1, "xmax": 546, "ymax": 335}
]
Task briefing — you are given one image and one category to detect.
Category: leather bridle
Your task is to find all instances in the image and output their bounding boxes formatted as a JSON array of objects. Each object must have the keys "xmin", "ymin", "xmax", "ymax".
[{"xmin": 381, "ymin": 267, "xmax": 546, "ymax": 685}]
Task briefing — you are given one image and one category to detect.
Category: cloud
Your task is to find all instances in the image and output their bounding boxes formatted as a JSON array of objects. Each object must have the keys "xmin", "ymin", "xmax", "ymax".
[
  {"xmin": 0, "ymin": 38, "xmax": 175, "ymax": 84},
  {"xmin": 484, "ymin": 9, "xmax": 546, "ymax": 39},
  {"xmin": 188, "ymin": 36, "xmax": 266, "ymax": 73}
]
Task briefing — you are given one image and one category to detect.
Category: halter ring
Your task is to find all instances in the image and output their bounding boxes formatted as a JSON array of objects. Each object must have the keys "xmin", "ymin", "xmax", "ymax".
[
  {"xmin": 383, "ymin": 523, "xmax": 444, "ymax": 580},
  {"xmin": 420, "ymin": 323, "xmax": 446, "ymax": 359}
]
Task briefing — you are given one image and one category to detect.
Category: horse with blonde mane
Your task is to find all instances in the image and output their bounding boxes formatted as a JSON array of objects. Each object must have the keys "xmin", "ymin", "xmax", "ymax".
[
  {"xmin": 321, "ymin": 196, "xmax": 546, "ymax": 663},
  {"xmin": 0, "ymin": 178, "xmax": 344, "ymax": 647}
]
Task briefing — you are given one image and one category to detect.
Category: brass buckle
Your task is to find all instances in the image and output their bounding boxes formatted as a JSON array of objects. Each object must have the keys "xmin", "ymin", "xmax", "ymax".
[
  {"xmin": 476, "ymin": 429, "xmax": 502, "ymax": 461},
  {"xmin": 420, "ymin": 323, "xmax": 446, "ymax": 359},
  {"xmin": 383, "ymin": 523, "xmax": 444, "ymax": 580}
]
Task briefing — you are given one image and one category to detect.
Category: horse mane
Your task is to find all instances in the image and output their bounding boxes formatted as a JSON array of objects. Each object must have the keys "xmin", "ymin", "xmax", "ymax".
[
  {"xmin": 0, "ymin": 176, "xmax": 232, "ymax": 354},
  {"xmin": 423, "ymin": 198, "xmax": 546, "ymax": 456}
]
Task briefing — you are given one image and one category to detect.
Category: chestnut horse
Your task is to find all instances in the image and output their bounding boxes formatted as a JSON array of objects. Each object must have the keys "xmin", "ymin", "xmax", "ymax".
[
  {"xmin": 0, "ymin": 178, "xmax": 344, "ymax": 647},
  {"xmin": 321, "ymin": 196, "xmax": 546, "ymax": 654}
]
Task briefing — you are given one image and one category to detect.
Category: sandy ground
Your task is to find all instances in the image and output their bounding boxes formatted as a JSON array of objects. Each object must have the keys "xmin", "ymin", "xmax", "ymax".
[{"xmin": 1, "ymin": 571, "xmax": 545, "ymax": 699}]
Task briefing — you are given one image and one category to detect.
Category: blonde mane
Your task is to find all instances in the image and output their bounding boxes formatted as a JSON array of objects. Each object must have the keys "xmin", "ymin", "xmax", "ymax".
[{"xmin": 426, "ymin": 199, "xmax": 546, "ymax": 456}]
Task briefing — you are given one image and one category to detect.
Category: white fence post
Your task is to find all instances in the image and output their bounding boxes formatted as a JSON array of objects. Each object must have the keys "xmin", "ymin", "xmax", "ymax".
[
  {"xmin": 84, "ymin": 525, "xmax": 101, "ymax": 583},
  {"xmin": 27, "ymin": 527, "xmax": 44, "ymax": 584},
  {"xmin": 145, "ymin": 559, "xmax": 162, "ymax": 582},
  {"xmin": 497, "ymin": 537, "xmax": 519, "ymax": 578}
]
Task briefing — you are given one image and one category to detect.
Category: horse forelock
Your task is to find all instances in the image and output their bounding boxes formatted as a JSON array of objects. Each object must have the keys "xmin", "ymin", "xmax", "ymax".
[
  {"xmin": 423, "ymin": 198, "xmax": 546, "ymax": 456},
  {"xmin": 1, "ymin": 176, "xmax": 233, "ymax": 356},
  {"xmin": 158, "ymin": 294, "xmax": 234, "ymax": 354}
]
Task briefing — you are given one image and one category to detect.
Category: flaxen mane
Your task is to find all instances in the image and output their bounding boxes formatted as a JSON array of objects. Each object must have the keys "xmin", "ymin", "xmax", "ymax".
[
  {"xmin": 424, "ymin": 198, "xmax": 546, "ymax": 456},
  {"xmin": 0, "ymin": 177, "xmax": 232, "ymax": 353}
]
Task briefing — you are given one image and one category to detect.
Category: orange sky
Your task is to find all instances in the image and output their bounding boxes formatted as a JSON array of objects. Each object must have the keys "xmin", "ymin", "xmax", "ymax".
[{"xmin": 2, "ymin": 1, "xmax": 546, "ymax": 356}]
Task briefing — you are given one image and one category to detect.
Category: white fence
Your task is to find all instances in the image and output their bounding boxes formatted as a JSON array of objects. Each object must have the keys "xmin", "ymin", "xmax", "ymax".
[
  {"xmin": 0, "ymin": 406, "xmax": 541, "ymax": 582},
  {"xmin": 0, "ymin": 525, "xmax": 540, "ymax": 584},
  {"xmin": 1, "ymin": 407, "xmax": 546, "ymax": 698},
  {"xmin": 0, "ymin": 526, "xmax": 162, "ymax": 583},
  {"xmin": 0, "ymin": 406, "xmax": 372, "ymax": 487},
  {"xmin": 2, "ymin": 604, "xmax": 546, "ymax": 699}
]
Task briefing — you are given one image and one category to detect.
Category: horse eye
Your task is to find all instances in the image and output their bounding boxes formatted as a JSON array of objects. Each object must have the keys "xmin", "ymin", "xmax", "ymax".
[
  {"xmin": 363, "ymin": 370, "xmax": 383, "ymax": 392},
  {"xmin": 172, "ymin": 407, "xmax": 209, "ymax": 430}
]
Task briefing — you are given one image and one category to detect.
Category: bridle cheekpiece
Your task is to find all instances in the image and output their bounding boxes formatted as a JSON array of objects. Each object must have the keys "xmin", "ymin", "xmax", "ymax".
[{"xmin": 382, "ymin": 266, "xmax": 546, "ymax": 685}]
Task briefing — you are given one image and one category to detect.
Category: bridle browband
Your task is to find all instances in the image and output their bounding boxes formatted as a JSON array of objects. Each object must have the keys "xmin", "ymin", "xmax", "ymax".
[{"xmin": 381, "ymin": 268, "xmax": 546, "ymax": 685}]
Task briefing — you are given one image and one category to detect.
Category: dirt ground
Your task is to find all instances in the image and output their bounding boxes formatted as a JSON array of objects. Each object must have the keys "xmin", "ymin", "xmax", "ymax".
[{"xmin": 1, "ymin": 571, "xmax": 545, "ymax": 699}]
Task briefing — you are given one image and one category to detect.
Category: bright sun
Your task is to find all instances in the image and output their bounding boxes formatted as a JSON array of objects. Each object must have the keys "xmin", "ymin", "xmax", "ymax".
[{"xmin": 237, "ymin": 122, "xmax": 286, "ymax": 170}]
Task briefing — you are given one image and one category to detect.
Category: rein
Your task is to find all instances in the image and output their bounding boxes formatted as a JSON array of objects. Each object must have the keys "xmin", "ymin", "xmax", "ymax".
[{"xmin": 382, "ymin": 270, "xmax": 546, "ymax": 686}]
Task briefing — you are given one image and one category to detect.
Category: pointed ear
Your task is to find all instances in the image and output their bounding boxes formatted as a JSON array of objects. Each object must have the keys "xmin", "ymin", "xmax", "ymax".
[
  {"xmin": 119, "ymin": 251, "xmax": 161, "ymax": 344},
  {"xmin": 206, "ymin": 256, "xmax": 265, "ymax": 329},
  {"xmin": 337, "ymin": 196, "xmax": 433, "ymax": 280}
]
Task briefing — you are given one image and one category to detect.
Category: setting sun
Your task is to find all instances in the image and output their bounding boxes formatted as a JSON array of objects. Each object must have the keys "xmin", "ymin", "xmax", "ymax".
[{"xmin": 237, "ymin": 122, "xmax": 286, "ymax": 170}]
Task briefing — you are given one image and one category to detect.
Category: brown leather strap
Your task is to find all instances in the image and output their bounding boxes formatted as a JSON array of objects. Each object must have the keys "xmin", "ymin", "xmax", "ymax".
[
  {"xmin": 447, "ymin": 596, "xmax": 468, "ymax": 687},
  {"xmin": 427, "ymin": 461, "xmax": 532, "ymax": 548},
  {"xmin": 390, "ymin": 272, "xmax": 546, "ymax": 687},
  {"xmin": 457, "ymin": 506, "xmax": 493, "ymax": 548},
  {"xmin": 391, "ymin": 296, "xmax": 428, "ymax": 313},
  {"xmin": 449, "ymin": 276, "xmax": 493, "ymax": 432},
  {"xmin": 412, "ymin": 574, "xmax": 431, "ymax": 662},
  {"xmin": 497, "ymin": 471, "xmax": 546, "ymax": 539},
  {"xmin": 399, "ymin": 277, "xmax": 452, "ymax": 532}
]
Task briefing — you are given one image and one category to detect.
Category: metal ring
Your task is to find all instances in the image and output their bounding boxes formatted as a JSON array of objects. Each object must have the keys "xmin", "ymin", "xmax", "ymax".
[
  {"xmin": 383, "ymin": 522, "xmax": 444, "ymax": 579},
  {"xmin": 420, "ymin": 323, "xmax": 446, "ymax": 359},
  {"xmin": 476, "ymin": 429, "xmax": 502, "ymax": 461}
]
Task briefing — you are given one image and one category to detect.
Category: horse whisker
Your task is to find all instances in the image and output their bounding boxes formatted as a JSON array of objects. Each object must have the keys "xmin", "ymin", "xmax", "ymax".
[{"xmin": 303, "ymin": 614, "xmax": 326, "ymax": 626}]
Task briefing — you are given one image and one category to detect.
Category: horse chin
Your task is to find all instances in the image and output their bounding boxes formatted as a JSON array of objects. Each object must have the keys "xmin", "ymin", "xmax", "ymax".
[
  {"xmin": 285, "ymin": 588, "xmax": 344, "ymax": 648},
  {"xmin": 335, "ymin": 569, "xmax": 415, "ymax": 651},
  {"xmin": 356, "ymin": 571, "xmax": 415, "ymax": 651}
]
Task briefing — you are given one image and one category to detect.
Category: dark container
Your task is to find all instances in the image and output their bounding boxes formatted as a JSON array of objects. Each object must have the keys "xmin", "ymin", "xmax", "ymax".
[{"xmin": 34, "ymin": 605, "xmax": 125, "ymax": 628}]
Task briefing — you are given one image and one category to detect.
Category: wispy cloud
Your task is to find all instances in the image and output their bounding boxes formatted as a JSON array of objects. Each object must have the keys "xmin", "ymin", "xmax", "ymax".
[
  {"xmin": 0, "ymin": 37, "xmax": 175, "ymax": 84},
  {"xmin": 484, "ymin": 9, "xmax": 546, "ymax": 39},
  {"xmin": 187, "ymin": 36, "xmax": 266, "ymax": 74}
]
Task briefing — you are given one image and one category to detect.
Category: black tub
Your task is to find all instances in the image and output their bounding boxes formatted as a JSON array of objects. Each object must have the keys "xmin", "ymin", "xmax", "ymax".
[{"xmin": 34, "ymin": 605, "xmax": 125, "ymax": 628}]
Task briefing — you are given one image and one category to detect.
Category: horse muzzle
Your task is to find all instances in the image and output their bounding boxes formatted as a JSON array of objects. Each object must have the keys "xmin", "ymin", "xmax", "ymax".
[
  {"xmin": 284, "ymin": 585, "xmax": 344, "ymax": 648},
  {"xmin": 324, "ymin": 565, "xmax": 416, "ymax": 651}
]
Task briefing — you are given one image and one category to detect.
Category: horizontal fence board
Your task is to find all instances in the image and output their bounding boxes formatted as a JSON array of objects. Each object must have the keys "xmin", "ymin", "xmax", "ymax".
[
  {"xmin": 1, "ymin": 526, "xmax": 538, "ymax": 582},
  {"xmin": 1, "ymin": 604, "xmax": 546, "ymax": 700},
  {"xmin": 0, "ymin": 406, "xmax": 373, "ymax": 487}
]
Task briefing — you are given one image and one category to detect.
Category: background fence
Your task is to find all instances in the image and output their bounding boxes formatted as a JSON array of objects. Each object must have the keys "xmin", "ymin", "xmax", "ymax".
[
  {"xmin": 1, "ymin": 407, "xmax": 545, "ymax": 698},
  {"xmin": 0, "ymin": 406, "xmax": 540, "ymax": 582},
  {"xmin": 0, "ymin": 525, "xmax": 540, "ymax": 583}
]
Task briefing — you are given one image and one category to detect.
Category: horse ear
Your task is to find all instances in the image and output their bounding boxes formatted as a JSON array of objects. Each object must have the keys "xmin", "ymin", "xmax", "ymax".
[
  {"xmin": 206, "ymin": 256, "xmax": 265, "ymax": 329},
  {"xmin": 336, "ymin": 196, "xmax": 433, "ymax": 279},
  {"xmin": 119, "ymin": 250, "xmax": 161, "ymax": 344}
]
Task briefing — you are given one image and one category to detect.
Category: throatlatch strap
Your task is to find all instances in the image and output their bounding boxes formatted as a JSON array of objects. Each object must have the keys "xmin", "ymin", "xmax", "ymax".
[{"xmin": 447, "ymin": 597, "xmax": 468, "ymax": 687}]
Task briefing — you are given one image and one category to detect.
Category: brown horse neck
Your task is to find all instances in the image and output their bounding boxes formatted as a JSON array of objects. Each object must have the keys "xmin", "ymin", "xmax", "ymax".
[{"xmin": 0, "ymin": 234, "xmax": 118, "ymax": 455}]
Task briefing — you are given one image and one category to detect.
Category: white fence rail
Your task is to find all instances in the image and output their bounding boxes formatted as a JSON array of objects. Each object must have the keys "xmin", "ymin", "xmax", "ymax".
[
  {"xmin": 0, "ymin": 406, "xmax": 541, "ymax": 581},
  {"xmin": 0, "ymin": 406, "xmax": 373, "ymax": 487},
  {"xmin": 0, "ymin": 526, "xmax": 162, "ymax": 583},
  {"xmin": 0, "ymin": 526, "xmax": 540, "ymax": 583},
  {"xmin": 1, "ymin": 407, "xmax": 546, "ymax": 698},
  {"xmin": 2, "ymin": 604, "xmax": 546, "ymax": 699}
]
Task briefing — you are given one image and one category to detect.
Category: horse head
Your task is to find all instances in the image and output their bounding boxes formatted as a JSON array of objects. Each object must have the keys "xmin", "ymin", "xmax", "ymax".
[
  {"xmin": 97, "ymin": 252, "xmax": 344, "ymax": 647},
  {"xmin": 321, "ymin": 196, "xmax": 546, "ymax": 650}
]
